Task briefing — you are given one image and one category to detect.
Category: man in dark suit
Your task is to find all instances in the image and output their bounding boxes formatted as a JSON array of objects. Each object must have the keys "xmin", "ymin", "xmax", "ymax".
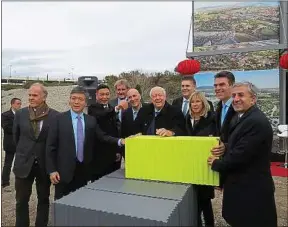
[
  {"xmin": 213, "ymin": 71, "xmax": 236, "ymax": 143},
  {"xmin": 46, "ymin": 86, "xmax": 124, "ymax": 200},
  {"xmin": 87, "ymin": 84, "xmax": 122, "ymax": 180},
  {"xmin": 1, "ymin": 97, "xmax": 22, "ymax": 188},
  {"xmin": 172, "ymin": 76, "xmax": 214, "ymax": 117},
  {"xmin": 13, "ymin": 83, "xmax": 58, "ymax": 227},
  {"xmin": 208, "ymin": 82, "xmax": 277, "ymax": 227},
  {"xmin": 135, "ymin": 86, "xmax": 185, "ymax": 136},
  {"xmin": 121, "ymin": 88, "xmax": 144, "ymax": 138},
  {"xmin": 109, "ymin": 79, "xmax": 130, "ymax": 121}
]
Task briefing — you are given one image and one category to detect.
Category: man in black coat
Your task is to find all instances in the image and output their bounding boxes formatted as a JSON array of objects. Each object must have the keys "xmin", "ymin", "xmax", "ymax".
[
  {"xmin": 1, "ymin": 97, "xmax": 22, "ymax": 188},
  {"xmin": 46, "ymin": 86, "xmax": 124, "ymax": 200},
  {"xmin": 13, "ymin": 83, "xmax": 58, "ymax": 227},
  {"xmin": 208, "ymin": 82, "xmax": 277, "ymax": 227},
  {"xmin": 109, "ymin": 79, "xmax": 130, "ymax": 121},
  {"xmin": 213, "ymin": 71, "xmax": 237, "ymax": 189},
  {"xmin": 121, "ymin": 88, "xmax": 144, "ymax": 137},
  {"xmin": 213, "ymin": 71, "xmax": 236, "ymax": 143},
  {"xmin": 172, "ymin": 76, "xmax": 214, "ymax": 117},
  {"xmin": 87, "ymin": 84, "xmax": 122, "ymax": 180},
  {"xmin": 121, "ymin": 88, "xmax": 147, "ymax": 159},
  {"xmin": 135, "ymin": 86, "xmax": 185, "ymax": 136}
]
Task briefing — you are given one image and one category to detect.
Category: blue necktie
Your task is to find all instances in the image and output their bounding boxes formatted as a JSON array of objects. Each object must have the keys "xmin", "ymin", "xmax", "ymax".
[
  {"xmin": 133, "ymin": 111, "xmax": 138, "ymax": 120},
  {"xmin": 221, "ymin": 104, "xmax": 228, "ymax": 126},
  {"xmin": 182, "ymin": 100, "xmax": 189, "ymax": 116},
  {"xmin": 76, "ymin": 115, "xmax": 84, "ymax": 162},
  {"xmin": 147, "ymin": 111, "xmax": 160, "ymax": 135}
]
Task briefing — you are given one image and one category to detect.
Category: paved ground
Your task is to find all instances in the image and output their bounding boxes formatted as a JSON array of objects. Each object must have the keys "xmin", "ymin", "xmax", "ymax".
[{"xmin": 1, "ymin": 151, "xmax": 287, "ymax": 226}]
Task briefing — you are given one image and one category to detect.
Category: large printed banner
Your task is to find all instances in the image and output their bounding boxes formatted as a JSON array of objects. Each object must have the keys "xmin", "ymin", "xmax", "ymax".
[
  {"xmin": 193, "ymin": 2, "xmax": 280, "ymax": 71},
  {"xmin": 125, "ymin": 136, "xmax": 220, "ymax": 186},
  {"xmin": 193, "ymin": 2, "xmax": 280, "ymax": 155}
]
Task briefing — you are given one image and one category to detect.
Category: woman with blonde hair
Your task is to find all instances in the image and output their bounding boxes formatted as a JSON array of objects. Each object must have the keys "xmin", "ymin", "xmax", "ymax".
[{"xmin": 185, "ymin": 91, "xmax": 216, "ymax": 227}]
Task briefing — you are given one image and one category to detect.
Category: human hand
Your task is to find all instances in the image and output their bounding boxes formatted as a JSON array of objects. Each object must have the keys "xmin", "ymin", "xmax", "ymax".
[
  {"xmin": 211, "ymin": 139, "xmax": 225, "ymax": 157},
  {"xmin": 156, "ymin": 128, "xmax": 174, "ymax": 137},
  {"xmin": 116, "ymin": 153, "xmax": 122, "ymax": 162},
  {"xmin": 50, "ymin": 171, "xmax": 60, "ymax": 184},
  {"xmin": 207, "ymin": 156, "xmax": 217, "ymax": 165},
  {"xmin": 116, "ymin": 100, "xmax": 128, "ymax": 111},
  {"xmin": 128, "ymin": 133, "xmax": 142, "ymax": 138}
]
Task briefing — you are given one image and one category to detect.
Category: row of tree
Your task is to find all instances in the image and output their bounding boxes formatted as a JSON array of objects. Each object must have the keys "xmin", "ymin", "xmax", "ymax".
[{"xmin": 104, "ymin": 70, "xmax": 183, "ymax": 102}]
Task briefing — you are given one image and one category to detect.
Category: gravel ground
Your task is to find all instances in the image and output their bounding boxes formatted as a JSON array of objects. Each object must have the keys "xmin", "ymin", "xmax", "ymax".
[{"xmin": 1, "ymin": 86, "xmax": 288, "ymax": 226}]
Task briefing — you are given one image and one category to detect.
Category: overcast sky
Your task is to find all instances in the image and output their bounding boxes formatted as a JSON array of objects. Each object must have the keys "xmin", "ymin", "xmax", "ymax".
[{"xmin": 2, "ymin": 1, "xmax": 247, "ymax": 80}]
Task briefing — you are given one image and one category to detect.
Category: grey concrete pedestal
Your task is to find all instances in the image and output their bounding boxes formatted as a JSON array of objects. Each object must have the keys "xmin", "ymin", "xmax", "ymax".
[{"xmin": 53, "ymin": 169, "xmax": 198, "ymax": 226}]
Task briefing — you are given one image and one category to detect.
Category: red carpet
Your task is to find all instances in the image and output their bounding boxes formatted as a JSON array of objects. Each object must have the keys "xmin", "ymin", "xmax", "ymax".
[{"xmin": 270, "ymin": 162, "xmax": 288, "ymax": 177}]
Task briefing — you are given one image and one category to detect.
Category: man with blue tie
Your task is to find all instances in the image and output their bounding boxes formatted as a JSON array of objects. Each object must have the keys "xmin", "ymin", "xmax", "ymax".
[
  {"xmin": 172, "ymin": 76, "xmax": 214, "ymax": 117},
  {"xmin": 109, "ymin": 79, "xmax": 130, "ymax": 121},
  {"xmin": 121, "ymin": 88, "xmax": 145, "ymax": 139},
  {"xmin": 46, "ymin": 86, "xmax": 124, "ymax": 200},
  {"xmin": 135, "ymin": 86, "xmax": 185, "ymax": 136},
  {"xmin": 214, "ymin": 71, "xmax": 236, "ymax": 143},
  {"xmin": 213, "ymin": 71, "xmax": 237, "ymax": 189}
]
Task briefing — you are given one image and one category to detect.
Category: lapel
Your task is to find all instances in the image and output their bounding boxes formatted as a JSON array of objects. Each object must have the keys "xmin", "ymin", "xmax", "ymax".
[
  {"xmin": 127, "ymin": 108, "xmax": 134, "ymax": 122},
  {"xmin": 221, "ymin": 105, "xmax": 234, "ymax": 130},
  {"xmin": 65, "ymin": 111, "xmax": 77, "ymax": 155},
  {"xmin": 192, "ymin": 117, "xmax": 203, "ymax": 134},
  {"xmin": 24, "ymin": 108, "xmax": 36, "ymax": 140},
  {"xmin": 144, "ymin": 104, "xmax": 155, "ymax": 129},
  {"xmin": 159, "ymin": 102, "xmax": 169, "ymax": 116},
  {"xmin": 179, "ymin": 98, "xmax": 184, "ymax": 110},
  {"xmin": 215, "ymin": 101, "xmax": 222, "ymax": 128},
  {"xmin": 216, "ymin": 100, "xmax": 235, "ymax": 132},
  {"xmin": 185, "ymin": 115, "xmax": 193, "ymax": 135},
  {"xmin": 83, "ymin": 113, "xmax": 89, "ymax": 145},
  {"xmin": 9, "ymin": 109, "xmax": 14, "ymax": 118},
  {"xmin": 229, "ymin": 106, "xmax": 257, "ymax": 133},
  {"xmin": 37, "ymin": 110, "xmax": 50, "ymax": 139}
]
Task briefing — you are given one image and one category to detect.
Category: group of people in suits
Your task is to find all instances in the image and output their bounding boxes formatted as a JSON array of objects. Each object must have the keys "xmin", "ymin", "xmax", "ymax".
[{"xmin": 1, "ymin": 70, "xmax": 277, "ymax": 227}]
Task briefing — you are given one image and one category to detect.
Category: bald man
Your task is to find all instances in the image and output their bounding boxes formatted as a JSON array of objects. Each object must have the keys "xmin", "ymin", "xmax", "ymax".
[
  {"xmin": 134, "ymin": 86, "xmax": 185, "ymax": 136},
  {"xmin": 13, "ymin": 83, "xmax": 59, "ymax": 227},
  {"xmin": 121, "ymin": 89, "xmax": 145, "ymax": 140}
]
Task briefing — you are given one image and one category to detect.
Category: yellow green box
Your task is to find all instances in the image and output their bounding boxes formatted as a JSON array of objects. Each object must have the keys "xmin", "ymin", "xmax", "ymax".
[{"xmin": 125, "ymin": 136, "xmax": 219, "ymax": 186}]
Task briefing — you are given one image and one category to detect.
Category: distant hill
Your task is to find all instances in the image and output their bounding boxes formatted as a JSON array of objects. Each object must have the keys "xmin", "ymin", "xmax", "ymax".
[{"xmin": 197, "ymin": 86, "xmax": 214, "ymax": 90}]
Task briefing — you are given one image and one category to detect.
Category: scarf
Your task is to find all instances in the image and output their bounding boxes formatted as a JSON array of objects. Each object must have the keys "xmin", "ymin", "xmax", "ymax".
[{"xmin": 29, "ymin": 102, "xmax": 50, "ymax": 138}]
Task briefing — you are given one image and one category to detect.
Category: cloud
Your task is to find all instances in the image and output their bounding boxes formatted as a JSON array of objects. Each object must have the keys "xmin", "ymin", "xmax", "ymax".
[{"xmin": 2, "ymin": 2, "xmax": 196, "ymax": 79}]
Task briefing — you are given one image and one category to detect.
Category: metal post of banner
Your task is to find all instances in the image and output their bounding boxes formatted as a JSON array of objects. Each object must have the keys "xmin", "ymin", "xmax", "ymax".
[{"xmin": 279, "ymin": 1, "xmax": 288, "ymax": 124}]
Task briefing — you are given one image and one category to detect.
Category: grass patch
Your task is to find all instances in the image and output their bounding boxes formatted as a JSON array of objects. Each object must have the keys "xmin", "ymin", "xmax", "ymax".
[{"xmin": 1, "ymin": 84, "xmax": 23, "ymax": 91}]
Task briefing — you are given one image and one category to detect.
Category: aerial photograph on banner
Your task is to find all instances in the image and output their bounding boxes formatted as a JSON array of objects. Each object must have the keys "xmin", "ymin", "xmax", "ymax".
[
  {"xmin": 193, "ymin": 1, "xmax": 280, "ymax": 153},
  {"xmin": 193, "ymin": 1, "xmax": 279, "ymax": 71}
]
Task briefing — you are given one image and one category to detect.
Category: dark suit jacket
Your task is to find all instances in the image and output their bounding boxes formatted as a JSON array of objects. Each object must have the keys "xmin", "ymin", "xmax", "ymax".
[
  {"xmin": 88, "ymin": 103, "xmax": 121, "ymax": 176},
  {"xmin": 134, "ymin": 102, "xmax": 186, "ymax": 136},
  {"xmin": 211, "ymin": 106, "xmax": 277, "ymax": 227},
  {"xmin": 13, "ymin": 107, "xmax": 59, "ymax": 178},
  {"xmin": 46, "ymin": 110, "xmax": 120, "ymax": 183},
  {"xmin": 185, "ymin": 111, "xmax": 216, "ymax": 200},
  {"xmin": 121, "ymin": 104, "xmax": 148, "ymax": 138},
  {"xmin": 1, "ymin": 109, "xmax": 16, "ymax": 152},
  {"xmin": 172, "ymin": 96, "xmax": 215, "ymax": 117},
  {"xmin": 215, "ymin": 101, "xmax": 236, "ymax": 143}
]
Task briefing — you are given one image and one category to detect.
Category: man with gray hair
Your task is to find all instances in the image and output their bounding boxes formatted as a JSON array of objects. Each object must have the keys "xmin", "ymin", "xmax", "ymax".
[
  {"xmin": 109, "ymin": 79, "xmax": 130, "ymax": 121},
  {"xmin": 46, "ymin": 86, "xmax": 125, "ymax": 200},
  {"xmin": 134, "ymin": 86, "xmax": 185, "ymax": 136},
  {"xmin": 13, "ymin": 83, "xmax": 59, "ymax": 227},
  {"xmin": 208, "ymin": 82, "xmax": 277, "ymax": 227}
]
